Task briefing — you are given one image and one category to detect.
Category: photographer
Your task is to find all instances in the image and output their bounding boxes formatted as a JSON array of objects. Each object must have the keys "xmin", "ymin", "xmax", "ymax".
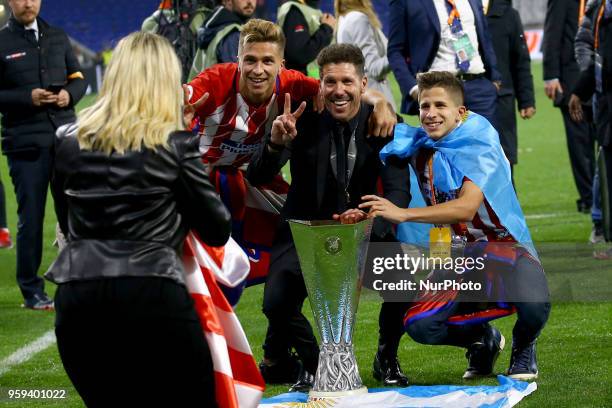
[{"xmin": 0, "ymin": 0, "xmax": 86, "ymax": 310}]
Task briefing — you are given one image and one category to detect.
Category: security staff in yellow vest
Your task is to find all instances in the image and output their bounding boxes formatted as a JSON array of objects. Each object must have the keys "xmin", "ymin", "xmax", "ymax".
[
  {"xmin": 189, "ymin": 0, "xmax": 255, "ymax": 79},
  {"xmin": 277, "ymin": 0, "xmax": 335, "ymax": 75}
]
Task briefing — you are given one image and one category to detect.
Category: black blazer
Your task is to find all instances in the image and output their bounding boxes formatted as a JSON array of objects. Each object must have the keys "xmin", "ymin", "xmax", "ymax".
[
  {"xmin": 486, "ymin": 0, "xmax": 534, "ymax": 108},
  {"xmin": 542, "ymin": 0, "xmax": 582, "ymax": 102},
  {"xmin": 246, "ymin": 103, "xmax": 411, "ymax": 244},
  {"xmin": 0, "ymin": 17, "xmax": 87, "ymax": 153}
]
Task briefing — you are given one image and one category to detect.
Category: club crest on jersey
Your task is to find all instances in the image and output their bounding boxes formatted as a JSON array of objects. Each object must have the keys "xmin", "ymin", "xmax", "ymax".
[{"xmin": 247, "ymin": 248, "xmax": 261, "ymax": 262}]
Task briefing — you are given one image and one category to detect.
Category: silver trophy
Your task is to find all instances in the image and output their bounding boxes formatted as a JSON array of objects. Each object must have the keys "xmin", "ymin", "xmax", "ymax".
[{"xmin": 289, "ymin": 219, "xmax": 372, "ymax": 400}]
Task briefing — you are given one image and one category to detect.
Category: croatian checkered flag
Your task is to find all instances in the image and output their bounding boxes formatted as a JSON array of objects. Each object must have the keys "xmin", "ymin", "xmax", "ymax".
[{"xmin": 183, "ymin": 232, "xmax": 265, "ymax": 407}]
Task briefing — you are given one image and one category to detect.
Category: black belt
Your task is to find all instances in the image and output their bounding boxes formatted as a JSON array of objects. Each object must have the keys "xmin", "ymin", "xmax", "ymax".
[{"xmin": 456, "ymin": 72, "xmax": 485, "ymax": 81}]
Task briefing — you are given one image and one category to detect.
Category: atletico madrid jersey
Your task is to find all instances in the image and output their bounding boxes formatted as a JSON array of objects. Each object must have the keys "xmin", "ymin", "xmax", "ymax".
[
  {"xmin": 413, "ymin": 148, "xmax": 515, "ymax": 243},
  {"xmin": 188, "ymin": 63, "xmax": 319, "ymax": 167}
]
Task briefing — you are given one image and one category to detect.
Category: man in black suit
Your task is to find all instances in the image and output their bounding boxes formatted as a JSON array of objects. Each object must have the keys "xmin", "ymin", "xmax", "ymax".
[
  {"xmin": 543, "ymin": 0, "xmax": 596, "ymax": 213},
  {"xmin": 569, "ymin": 0, "xmax": 612, "ymax": 247},
  {"xmin": 247, "ymin": 44, "xmax": 411, "ymax": 391},
  {"xmin": 485, "ymin": 0, "xmax": 536, "ymax": 178},
  {"xmin": 387, "ymin": 0, "xmax": 502, "ymax": 124},
  {"xmin": 0, "ymin": 0, "xmax": 87, "ymax": 309}
]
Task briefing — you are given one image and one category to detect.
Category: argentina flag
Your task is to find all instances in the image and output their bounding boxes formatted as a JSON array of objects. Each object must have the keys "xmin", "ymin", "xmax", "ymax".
[{"xmin": 259, "ymin": 376, "xmax": 536, "ymax": 408}]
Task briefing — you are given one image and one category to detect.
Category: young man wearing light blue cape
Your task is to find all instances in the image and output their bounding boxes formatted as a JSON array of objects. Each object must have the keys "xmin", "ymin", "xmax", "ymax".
[{"xmin": 359, "ymin": 71, "xmax": 550, "ymax": 381}]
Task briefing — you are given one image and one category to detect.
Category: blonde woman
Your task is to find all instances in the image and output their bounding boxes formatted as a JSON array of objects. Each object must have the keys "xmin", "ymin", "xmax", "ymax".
[
  {"xmin": 47, "ymin": 32, "xmax": 230, "ymax": 407},
  {"xmin": 335, "ymin": 0, "xmax": 396, "ymax": 110}
]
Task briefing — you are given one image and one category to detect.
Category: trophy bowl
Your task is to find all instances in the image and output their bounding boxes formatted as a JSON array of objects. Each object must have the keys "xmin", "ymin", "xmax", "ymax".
[{"xmin": 288, "ymin": 219, "xmax": 372, "ymax": 400}]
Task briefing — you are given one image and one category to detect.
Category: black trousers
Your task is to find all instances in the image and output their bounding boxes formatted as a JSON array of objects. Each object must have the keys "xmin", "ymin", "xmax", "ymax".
[
  {"xmin": 263, "ymin": 230, "xmax": 409, "ymax": 372},
  {"xmin": 464, "ymin": 77, "xmax": 498, "ymax": 129},
  {"xmin": 560, "ymin": 106, "xmax": 596, "ymax": 208},
  {"xmin": 6, "ymin": 147, "xmax": 53, "ymax": 301},
  {"xmin": 496, "ymin": 95, "xmax": 518, "ymax": 165},
  {"xmin": 262, "ymin": 240, "xmax": 320, "ymax": 373},
  {"xmin": 55, "ymin": 277, "xmax": 216, "ymax": 408},
  {"xmin": 406, "ymin": 256, "xmax": 551, "ymax": 348},
  {"xmin": 596, "ymin": 89, "xmax": 612, "ymax": 239}
]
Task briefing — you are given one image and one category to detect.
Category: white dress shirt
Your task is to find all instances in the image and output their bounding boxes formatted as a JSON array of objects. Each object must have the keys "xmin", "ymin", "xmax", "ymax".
[
  {"xmin": 25, "ymin": 19, "xmax": 40, "ymax": 41},
  {"xmin": 429, "ymin": 0, "xmax": 485, "ymax": 75}
]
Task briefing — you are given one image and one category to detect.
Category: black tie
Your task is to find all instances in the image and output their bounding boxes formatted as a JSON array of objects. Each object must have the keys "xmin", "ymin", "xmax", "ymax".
[
  {"xmin": 25, "ymin": 29, "xmax": 38, "ymax": 45},
  {"xmin": 333, "ymin": 122, "xmax": 348, "ymax": 211}
]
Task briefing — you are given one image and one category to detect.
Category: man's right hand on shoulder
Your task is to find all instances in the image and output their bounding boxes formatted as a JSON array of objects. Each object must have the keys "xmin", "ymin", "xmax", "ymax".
[
  {"xmin": 32, "ymin": 89, "xmax": 58, "ymax": 107},
  {"xmin": 269, "ymin": 93, "xmax": 306, "ymax": 150}
]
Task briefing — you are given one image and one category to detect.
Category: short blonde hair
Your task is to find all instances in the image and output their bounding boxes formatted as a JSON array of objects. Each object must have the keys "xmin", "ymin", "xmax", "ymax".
[
  {"xmin": 334, "ymin": 0, "xmax": 382, "ymax": 30},
  {"xmin": 77, "ymin": 31, "xmax": 184, "ymax": 154},
  {"xmin": 238, "ymin": 19, "xmax": 286, "ymax": 56}
]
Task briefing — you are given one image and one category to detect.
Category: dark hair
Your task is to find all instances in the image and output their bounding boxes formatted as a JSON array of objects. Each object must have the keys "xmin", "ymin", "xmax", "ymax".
[
  {"xmin": 316, "ymin": 44, "xmax": 365, "ymax": 77},
  {"xmin": 416, "ymin": 71, "xmax": 465, "ymax": 106}
]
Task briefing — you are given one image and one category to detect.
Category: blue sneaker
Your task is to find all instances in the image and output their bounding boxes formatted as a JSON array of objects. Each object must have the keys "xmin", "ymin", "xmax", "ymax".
[
  {"xmin": 463, "ymin": 326, "xmax": 505, "ymax": 379},
  {"xmin": 22, "ymin": 293, "xmax": 54, "ymax": 311},
  {"xmin": 507, "ymin": 340, "xmax": 538, "ymax": 380}
]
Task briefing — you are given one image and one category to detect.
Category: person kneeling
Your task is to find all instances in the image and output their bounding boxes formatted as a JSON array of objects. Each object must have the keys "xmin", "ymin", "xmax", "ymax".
[
  {"xmin": 247, "ymin": 44, "xmax": 411, "ymax": 391},
  {"xmin": 360, "ymin": 71, "xmax": 550, "ymax": 380}
]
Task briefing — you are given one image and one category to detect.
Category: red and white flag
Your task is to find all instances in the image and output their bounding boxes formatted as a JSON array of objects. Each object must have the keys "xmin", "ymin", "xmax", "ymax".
[{"xmin": 183, "ymin": 232, "xmax": 265, "ymax": 407}]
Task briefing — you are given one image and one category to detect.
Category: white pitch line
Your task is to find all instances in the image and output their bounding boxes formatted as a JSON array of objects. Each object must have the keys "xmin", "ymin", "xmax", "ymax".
[
  {"xmin": 0, "ymin": 330, "xmax": 56, "ymax": 377},
  {"xmin": 525, "ymin": 213, "xmax": 571, "ymax": 220}
]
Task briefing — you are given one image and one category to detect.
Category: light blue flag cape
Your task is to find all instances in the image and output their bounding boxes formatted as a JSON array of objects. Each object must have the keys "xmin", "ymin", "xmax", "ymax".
[
  {"xmin": 259, "ymin": 375, "xmax": 537, "ymax": 407},
  {"xmin": 380, "ymin": 113, "xmax": 537, "ymax": 259},
  {"xmin": 396, "ymin": 167, "xmax": 432, "ymax": 245}
]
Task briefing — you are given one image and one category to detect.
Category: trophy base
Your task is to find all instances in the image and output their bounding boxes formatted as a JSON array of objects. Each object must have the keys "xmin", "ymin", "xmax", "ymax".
[
  {"xmin": 309, "ymin": 343, "xmax": 366, "ymax": 399},
  {"xmin": 308, "ymin": 386, "xmax": 368, "ymax": 400}
]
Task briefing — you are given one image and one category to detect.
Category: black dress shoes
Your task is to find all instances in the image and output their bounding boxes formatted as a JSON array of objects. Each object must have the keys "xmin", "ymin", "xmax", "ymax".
[
  {"xmin": 372, "ymin": 352, "xmax": 409, "ymax": 387},
  {"xmin": 259, "ymin": 355, "xmax": 302, "ymax": 384},
  {"xmin": 288, "ymin": 367, "xmax": 314, "ymax": 393}
]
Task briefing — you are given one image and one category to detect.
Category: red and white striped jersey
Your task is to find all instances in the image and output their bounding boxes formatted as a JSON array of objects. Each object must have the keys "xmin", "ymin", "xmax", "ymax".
[
  {"xmin": 413, "ymin": 149, "xmax": 515, "ymax": 243},
  {"xmin": 188, "ymin": 63, "xmax": 319, "ymax": 168}
]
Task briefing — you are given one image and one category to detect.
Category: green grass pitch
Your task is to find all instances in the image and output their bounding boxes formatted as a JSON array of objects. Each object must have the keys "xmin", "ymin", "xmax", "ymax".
[{"xmin": 0, "ymin": 63, "xmax": 610, "ymax": 407}]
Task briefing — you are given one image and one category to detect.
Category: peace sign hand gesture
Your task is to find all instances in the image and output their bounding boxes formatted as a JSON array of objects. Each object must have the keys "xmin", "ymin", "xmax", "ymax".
[
  {"xmin": 270, "ymin": 93, "xmax": 307, "ymax": 147},
  {"xmin": 182, "ymin": 84, "xmax": 209, "ymax": 127}
]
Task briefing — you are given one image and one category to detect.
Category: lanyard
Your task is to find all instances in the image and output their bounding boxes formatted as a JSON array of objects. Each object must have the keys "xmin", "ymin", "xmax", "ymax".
[
  {"xmin": 427, "ymin": 152, "xmax": 469, "ymax": 232},
  {"xmin": 329, "ymin": 128, "xmax": 357, "ymax": 192},
  {"xmin": 595, "ymin": 1, "xmax": 606, "ymax": 50},
  {"xmin": 446, "ymin": 0, "xmax": 462, "ymax": 27},
  {"xmin": 427, "ymin": 154, "xmax": 438, "ymax": 206},
  {"xmin": 579, "ymin": 0, "xmax": 587, "ymax": 25}
]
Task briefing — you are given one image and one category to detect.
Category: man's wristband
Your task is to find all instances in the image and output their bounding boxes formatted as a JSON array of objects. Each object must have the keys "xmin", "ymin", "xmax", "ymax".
[{"xmin": 267, "ymin": 139, "xmax": 285, "ymax": 152}]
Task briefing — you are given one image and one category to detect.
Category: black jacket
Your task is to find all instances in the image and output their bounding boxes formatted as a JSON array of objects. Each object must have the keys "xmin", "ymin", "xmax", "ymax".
[
  {"xmin": 573, "ymin": 2, "xmax": 612, "ymax": 146},
  {"xmin": 197, "ymin": 6, "xmax": 245, "ymax": 64},
  {"xmin": 574, "ymin": 3, "xmax": 612, "ymax": 99},
  {"xmin": 47, "ymin": 126, "xmax": 231, "ymax": 285},
  {"xmin": 0, "ymin": 17, "xmax": 87, "ymax": 153},
  {"xmin": 486, "ymin": 0, "xmax": 534, "ymax": 108},
  {"xmin": 282, "ymin": 6, "xmax": 333, "ymax": 74},
  {"xmin": 542, "ymin": 0, "xmax": 582, "ymax": 104},
  {"xmin": 246, "ymin": 103, "xmax": 411, "ymax": 243}
]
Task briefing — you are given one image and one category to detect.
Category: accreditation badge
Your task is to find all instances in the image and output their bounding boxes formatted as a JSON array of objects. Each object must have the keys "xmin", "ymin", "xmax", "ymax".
[
  {"xmin": 430, "ymin": 226, "xmax": 452, "ymax": 259},
  {"xmin": 451, "ymin": 33, "xmax": 476, "ymax": 66}
]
